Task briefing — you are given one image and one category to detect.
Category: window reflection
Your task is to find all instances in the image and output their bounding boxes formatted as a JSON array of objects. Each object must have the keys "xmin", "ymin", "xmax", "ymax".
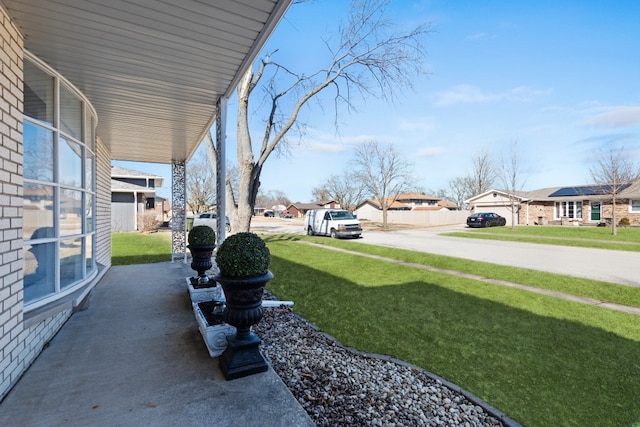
[
  {"xmin": 23, "ymin": 61, "xmax": 54, "ymax": 125},
  {"xmin": 60, "ymin": 85, "xmax": 82, "ymax": 140},
  {"xmin": 60, "ymin": 238, "xmax": 83, "ymax": 289},
  {"xmin": 23, "ymin": 122, "xmax": 54, "ymax": 181},
  {"xmin": 23, "ymin": 183, "xmax": 54, "ymax": 239},
  {"xmin": 60, "ymin": 189, "xmax": 82, "ymax": 236},
  {"xmin": 59, "ymin": 137, "xmax": 82, "ymax": 188},
  {"xmin": 24, "ymin": 241, "xmax": 56, "ymax": 302}
]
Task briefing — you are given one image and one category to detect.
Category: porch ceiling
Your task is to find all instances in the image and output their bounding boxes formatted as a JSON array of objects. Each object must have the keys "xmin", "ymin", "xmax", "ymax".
[{"xmin": 4, "ymin": 0, "xmax": 291, "ymax": 164}]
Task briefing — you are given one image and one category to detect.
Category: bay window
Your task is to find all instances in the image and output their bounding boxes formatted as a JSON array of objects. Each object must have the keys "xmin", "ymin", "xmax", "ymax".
[{"xmin": 23, "ymin": 53, "xmax": 97, "ymax": 306}]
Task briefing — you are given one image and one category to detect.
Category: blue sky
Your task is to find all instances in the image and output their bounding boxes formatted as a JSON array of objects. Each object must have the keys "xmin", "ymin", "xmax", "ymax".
[{"xmin": 115, "ymin": 0, "xmax": 640, "ymax": 203}]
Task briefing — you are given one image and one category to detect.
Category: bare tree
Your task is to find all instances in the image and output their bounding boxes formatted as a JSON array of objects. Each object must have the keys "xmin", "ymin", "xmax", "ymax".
[
  {"xmin": 468, "ymin": 149, "xmax": 497, "ymax": 196},
  {"xmin": 208, "ymin": 0, "xmax": 430, "ymax": 232},
  {"xmin": 313, "ymin": 172, "xmax": 367, "ymax": 211},
  {"xmin": 498, "ymin": 141, "xmax": 526, "ymax": 230},
  {"xmin": 310, "ymin": 185, "xmax": 332, "ymax": 203},
  {"xmin": 186, "ymin": 150, "xmax": 215, "ymax": 214},
  {"xmin": 255, "ymin": 189, "xmax": 291, "ymax": 211},
  {"xmin": 352, "ymin": 141, "xmax": 413, "ymax": 229},
  {"xmin": 590, "ymin": 144, "xmax": 640, "ymax": 235},
  {"xmin": 447, "ymin": 176, "xmax": 474, "ymax": 210}
]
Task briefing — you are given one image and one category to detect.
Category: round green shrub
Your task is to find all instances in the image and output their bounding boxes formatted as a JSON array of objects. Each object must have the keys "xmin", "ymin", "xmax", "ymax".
[
  {"xmin": 188, "ymin": 225, "xmax": 216, "ymax": 246},
  {"xmin": 215, "ymin": 232, "xmax": 270, "ymax": 278},
  {"xmin": 618, "ymin": 217, "xmax": 631, "ymax": 227}
]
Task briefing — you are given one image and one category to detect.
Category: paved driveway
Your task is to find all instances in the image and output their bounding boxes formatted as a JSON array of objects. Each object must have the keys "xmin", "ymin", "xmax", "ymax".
[{"xmin": 252, "ymin": 219, "xmax": 639, "ymax": 288}]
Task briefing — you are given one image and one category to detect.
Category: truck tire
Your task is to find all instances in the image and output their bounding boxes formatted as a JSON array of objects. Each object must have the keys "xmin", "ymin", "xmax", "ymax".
[
  {"xmin": 307, "ymin": 227, "xmax": 314, "ymax": 236},
  {"xmin": 330, "ymin": 229, "xmax": 337, "ymax": 239}
]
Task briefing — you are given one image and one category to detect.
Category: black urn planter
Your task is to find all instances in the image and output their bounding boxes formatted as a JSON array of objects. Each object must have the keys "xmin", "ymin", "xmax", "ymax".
[
  {"xmin": 214, "ymin": 271, "xmax": 273, "ymax": 380},
  {"xmin": 188, "ymin": 244, "xmax": 215, "ymax": 285}
]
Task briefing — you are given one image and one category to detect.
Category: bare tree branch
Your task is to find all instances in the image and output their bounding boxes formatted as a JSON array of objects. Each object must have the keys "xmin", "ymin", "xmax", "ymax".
[{"xmin": 229, "ymin": 0, "xmax": 431, "ymax": 231}]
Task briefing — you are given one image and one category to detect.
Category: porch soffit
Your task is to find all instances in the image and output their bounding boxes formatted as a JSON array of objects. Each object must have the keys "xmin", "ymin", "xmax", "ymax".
[{"xmin": 4, "ymin": 0, "xmax": 291, "ymax": 164}]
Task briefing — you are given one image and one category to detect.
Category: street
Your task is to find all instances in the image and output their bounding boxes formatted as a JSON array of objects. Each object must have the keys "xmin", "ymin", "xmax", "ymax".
[{"xmin": 251, "ymin": 217, "xmax": 640, "ymax": 287}]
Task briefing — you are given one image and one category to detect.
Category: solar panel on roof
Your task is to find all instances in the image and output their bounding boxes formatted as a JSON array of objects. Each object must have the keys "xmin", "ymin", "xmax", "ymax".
[{"xmin": 549, "ymin": 183, "xmax": 630, "ymax": 197}]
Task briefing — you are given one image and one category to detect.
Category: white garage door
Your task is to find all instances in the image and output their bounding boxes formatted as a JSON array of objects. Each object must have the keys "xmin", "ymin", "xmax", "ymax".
[{"xmin": 475, "ymin": 206, "xmax": 517, "ymax": 226}]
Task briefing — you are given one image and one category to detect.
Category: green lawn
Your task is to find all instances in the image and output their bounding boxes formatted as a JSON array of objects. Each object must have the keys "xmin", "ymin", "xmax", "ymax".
[
  {"xmin": 264, "ymin": 235, "xmax": 640, "ymax": 427},
  {"xmin": 444, "ymin": 225, "xmax": 640, "ymax": 252},
  {"xmin": 111, "ymin": 231, "xmax": 171, "ymax": 265}
]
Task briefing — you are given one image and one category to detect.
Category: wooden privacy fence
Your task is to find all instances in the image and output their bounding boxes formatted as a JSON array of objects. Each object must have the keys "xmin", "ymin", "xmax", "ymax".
[{"xmin": 358, "ymin": 210, "xmax": 470, "ymax": 226}]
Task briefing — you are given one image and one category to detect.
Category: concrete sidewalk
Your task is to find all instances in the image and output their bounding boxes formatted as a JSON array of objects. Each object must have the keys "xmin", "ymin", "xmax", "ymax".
[{"xmin": 0, "ymin": 262, "xmax": 314, "ymax": 427}]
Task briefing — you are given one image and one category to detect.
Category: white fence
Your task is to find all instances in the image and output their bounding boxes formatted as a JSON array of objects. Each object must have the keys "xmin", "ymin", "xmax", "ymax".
[{"xmin": 358, "ymin": 210, "xmax": 470, "ymax": 226}]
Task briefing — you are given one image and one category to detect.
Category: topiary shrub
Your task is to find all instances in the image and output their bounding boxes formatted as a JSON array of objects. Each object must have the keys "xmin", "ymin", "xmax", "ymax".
[
  {"xmin": 188, "ymin": 225, "xmax": 216, "ymax": 247},
  {"xmin": 618, "ymin": 217, "xmax": 631, "ymax": 227},
  {"xmin": 215, "ymin": 232, "xmax": 270, "ymax": 278}
]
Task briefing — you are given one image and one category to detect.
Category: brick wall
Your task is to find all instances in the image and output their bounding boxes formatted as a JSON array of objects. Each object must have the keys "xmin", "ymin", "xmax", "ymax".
[{"xmin": 0, "ymin": 7, "xmax": 27, "ymax": 399}]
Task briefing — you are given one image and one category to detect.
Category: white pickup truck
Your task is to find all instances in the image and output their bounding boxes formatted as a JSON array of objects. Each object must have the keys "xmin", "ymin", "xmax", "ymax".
[
  {"xmin": 193, "ymin": 212, "xmax": 231, "ymax": 232},
  {"xmin": 304, "ymin": 209, "xmax": 362, "ymax": 239}
]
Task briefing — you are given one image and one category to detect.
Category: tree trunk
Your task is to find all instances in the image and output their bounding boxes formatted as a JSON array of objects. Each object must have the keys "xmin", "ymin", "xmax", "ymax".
[
  {"xmin": 382, "ymin": 204, "xmax": 388, "ymax": 230},
  {"xmin": 611, "ymin": 197, "xmax": 617, "ymax": 236},
  {"xmin": 234, "ymin": 70, "xmax": 257, "ymax": 233}
]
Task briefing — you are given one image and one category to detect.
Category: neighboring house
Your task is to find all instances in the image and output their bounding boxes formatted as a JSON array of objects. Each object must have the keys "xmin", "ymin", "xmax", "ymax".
[
  {"xmin": 111, "ymin": 166, "xmax": 165, "ymax": 231},
  {"xmin": 355, "ymin": 193, "xmax": 465, "ymax": 225},
  {"xmin": 466, "ymin": 181, "xmax": 640, "ymax": 226},
  {"xmin": 0, "ymin": 1, "xmax": 291, "ymax": 401},
  {"xmin": 355, "ymin": 192, "xmax": 458, "ymax": 219},
  {"xmin": 287, "ymin": 200, "xmax": 341, "ymax": 218}
]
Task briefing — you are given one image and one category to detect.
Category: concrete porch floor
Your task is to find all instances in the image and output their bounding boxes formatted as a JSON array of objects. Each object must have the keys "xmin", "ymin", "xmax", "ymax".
[{"xmin": 0, "ymin": 262, "xmax": 314, "ymax": 427}]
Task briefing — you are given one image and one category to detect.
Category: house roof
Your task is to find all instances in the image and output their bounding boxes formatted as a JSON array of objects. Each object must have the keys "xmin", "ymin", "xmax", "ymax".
[
  {"xmin": 467, "ymin": 181, "xmax": 640, "ymax": 203},
  {"xmin": 6, "ymin": 0, "xmax": 292, "ymax": 165},
  {"xmin": 395, "ymin": 192, "xmax": 441, "ymax": 201},
  {"xmin": 356, "ymin": 199, "xmax": 411, "ymax": 210},
  {"xmin": 111, "ymin": 179, "xmax": 156, "ymax": 194}
]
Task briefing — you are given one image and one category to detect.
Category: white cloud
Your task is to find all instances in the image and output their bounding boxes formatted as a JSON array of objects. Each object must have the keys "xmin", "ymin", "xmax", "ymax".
[
  {"xmin": 433, "ymin": 85, "xmax": 552, "ymax": 106},
  {"xmin": 397, "ymin": 118, "xmax": 435, "ymax": 132},
  {"xmin": 306, "ymin": 142, "xmax": 347, "ymax": 153},
  {"xmin": 584, "ymin": 106, "xmax": 640, "ymax": 129},
  {"xmin": 415, "ymin": 146, "xmax": 444, "ymax": 157}
]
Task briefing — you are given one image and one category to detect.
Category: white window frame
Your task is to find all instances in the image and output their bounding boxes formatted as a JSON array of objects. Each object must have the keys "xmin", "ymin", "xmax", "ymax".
[
  {"xmin": 554, "ymin": 201, "xmax": 583, "ymax": 220},
  {"xmin": 23, "ymin": 52, "xmax": 98, "ymax": 309},
  {"xmin": 630, "ymin": 199, "xmax": 640, "ymax": 213}
]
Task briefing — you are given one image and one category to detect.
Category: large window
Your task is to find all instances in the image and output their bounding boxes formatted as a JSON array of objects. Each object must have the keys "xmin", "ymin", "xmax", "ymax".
[
  {"xmin": 554, "ymin": 201, "xmax": 583, "ymax": 220},
  {"xmin": 631, "ymin": 200, "xmax": 640, "ymax": 213},
  {"xmin": 23, "ymin": 53, "xmax": 97, "ymax": 306}
]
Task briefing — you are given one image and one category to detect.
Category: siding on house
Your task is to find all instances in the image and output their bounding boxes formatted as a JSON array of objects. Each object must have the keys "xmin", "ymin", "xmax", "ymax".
[{"xmin": 96, "ymin": 138, "xmax": 112, "ymax": 267}]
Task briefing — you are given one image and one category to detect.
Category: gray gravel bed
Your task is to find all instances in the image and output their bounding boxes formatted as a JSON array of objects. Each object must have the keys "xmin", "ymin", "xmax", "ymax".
[{"xmin": 254, "ymin": 305, "xmax": 518, "ymax": 427}]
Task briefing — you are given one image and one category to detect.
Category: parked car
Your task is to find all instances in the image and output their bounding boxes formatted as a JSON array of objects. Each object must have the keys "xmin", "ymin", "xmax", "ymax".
[
  {"xmin": 193, "ymin": 212, "xmax": 231, "ymax": 232},
  {"xmin": 466, "ymin": 212, "xmax": 506, "ymax": 228},
  {"xmin": 279, "ymin": 210, "xmax": 292, "ymax": 218},
  {"xmin": 264, "ymin": 210, "xmax": 275, "ymax": 217}
]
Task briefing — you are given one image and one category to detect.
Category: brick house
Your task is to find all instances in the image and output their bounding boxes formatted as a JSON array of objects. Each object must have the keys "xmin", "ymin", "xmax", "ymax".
[{"xmin": 466, "ymin": 181, "xmax": 640, "ymax": 226}]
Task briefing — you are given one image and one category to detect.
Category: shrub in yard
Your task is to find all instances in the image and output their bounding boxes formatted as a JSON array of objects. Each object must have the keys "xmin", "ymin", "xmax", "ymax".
[
  {"xmin": 618, "ymin": 217, "xmax": 631, "ymax": 227},
  {"xmin": 138, "ymin": 213, "xmax": 162, "ymax": 232}
]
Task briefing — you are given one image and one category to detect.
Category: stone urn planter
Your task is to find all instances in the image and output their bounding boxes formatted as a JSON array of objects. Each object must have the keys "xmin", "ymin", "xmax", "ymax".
[
  {"xmin": 192, "ymin": 300, "xmax": 235, "ymax": 357},
  {"xmin": 213, "ymin": 232, "xmax": 272, "ymax": 380},
  {"xmin": 187, "ymin": 225, "xmax": 216, "ymax": 285}
]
